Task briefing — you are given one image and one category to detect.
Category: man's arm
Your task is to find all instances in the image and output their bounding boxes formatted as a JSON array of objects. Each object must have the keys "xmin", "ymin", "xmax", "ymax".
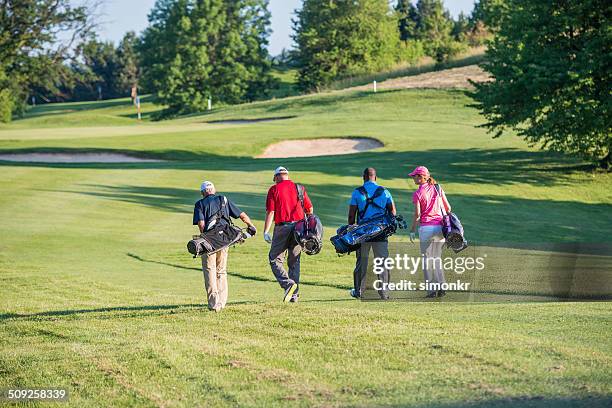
[
  {"xmin": 239, "ymin": 212, "xmax": 255, "ymax": 228},
  {"xmin": 264, "ymin": 211, "xmax": 275, "ymax": 234},
  {"xmin": 385, "ymin": 191, "xmax": 397, "ymax": 216},
  {"xmin": 387, "ymin": 201, "xmax": 397, "ymax": 216},
  {"xmin": 302, "ymin": 188, "xmax": 314, "ymax": 215},
  {"xmin": 225, "ymin": 199, "xmax": 255, "ymax": 231},
  {"xmin": 348, "ymin": 205, "xmax": 358, "ymax": 225},
  {"xmin": 193, "ymin": 202, "xmax": 205, "ymax": 233}
]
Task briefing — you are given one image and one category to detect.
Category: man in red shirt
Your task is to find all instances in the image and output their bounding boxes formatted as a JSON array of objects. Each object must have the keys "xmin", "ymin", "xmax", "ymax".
[{"xmin": 263, "ymin": 166, "xmax": 313, "ymax": 302}]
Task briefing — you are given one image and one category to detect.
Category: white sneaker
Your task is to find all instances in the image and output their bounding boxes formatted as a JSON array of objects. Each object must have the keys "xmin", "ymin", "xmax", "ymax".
[{"xmin": 283, "ymin": 283, "xmax": 298, "ymax": 302}]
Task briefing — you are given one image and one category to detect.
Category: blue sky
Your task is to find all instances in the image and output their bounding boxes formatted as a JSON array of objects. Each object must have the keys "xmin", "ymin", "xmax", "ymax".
[{"xmin": 96, "ymin": 0, "xmax": 477, "ymax": 55}]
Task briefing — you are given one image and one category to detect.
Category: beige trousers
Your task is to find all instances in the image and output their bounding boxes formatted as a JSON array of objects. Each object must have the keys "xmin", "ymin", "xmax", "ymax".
[{"xmin": 201, "ymin": 247, "xmax": 229, "ymax": 311}]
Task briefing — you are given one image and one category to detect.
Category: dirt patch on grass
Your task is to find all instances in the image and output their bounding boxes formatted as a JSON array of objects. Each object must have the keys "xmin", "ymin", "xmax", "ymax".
[
  {"xmin": 0, "ymin": 153, "xmax": 163, "ymax": 163},
  {"xmin": 257, "ymin": 137, "xmax": 383, "ymax": 158},
  {"xmin": 350, "ymin": 65, "xmax": 490, "ymax": 91},
  {"xmin": 207, "ymin": 115, "xmax": 297, "ymax": 125}
]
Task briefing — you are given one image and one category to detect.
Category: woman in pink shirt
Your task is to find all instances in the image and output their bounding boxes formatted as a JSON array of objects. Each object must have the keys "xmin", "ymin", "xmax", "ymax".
[{"xmin": 408, "ymin": 166, "xmax": 451, "ymax": 298}]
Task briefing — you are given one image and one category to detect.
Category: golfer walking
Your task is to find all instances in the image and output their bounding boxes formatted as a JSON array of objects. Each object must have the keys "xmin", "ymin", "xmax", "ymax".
[
  {"xmin": 193, "ymin": 181, "xmax": 256, "ymax": 311},
  {"xmin": 348, "ymin": 167, "xmax": 396, "ymax": 299},
  {"xmin": 408, "ymin": 166, "xmax": 451, "ymax": 298},
  {"xmin": 263, "ymin": 166, "xmax": 313, "ymax": 302}
]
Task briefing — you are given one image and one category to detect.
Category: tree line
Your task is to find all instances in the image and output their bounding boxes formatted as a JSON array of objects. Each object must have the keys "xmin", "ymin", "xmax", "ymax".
[
  {"xmin": 0, "ymin": 0, "xmax": 487, "ymax": 118},
  {"xmin": 0, "ymin": 0, "xmax": 609, "ymax": 166},
  {"xmin": 293, "ymin": 0, "xmax": 488, "ymax": 91}
]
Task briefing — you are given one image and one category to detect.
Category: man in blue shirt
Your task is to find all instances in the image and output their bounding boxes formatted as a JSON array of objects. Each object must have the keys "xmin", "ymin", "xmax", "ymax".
[
  {"xmin": 348, "ymin": 168, "xmax": 396, "ymax": 299},
  {"xmin": 193, "ymin": 181, "xmax": 256, "ymax": 312}
]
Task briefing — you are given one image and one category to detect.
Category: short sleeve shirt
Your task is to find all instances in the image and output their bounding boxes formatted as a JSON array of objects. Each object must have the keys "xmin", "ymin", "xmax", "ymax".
[
  {"xmin": 349, "ymin": 181, "xmax": 393, "ymax": 222},
  {"xmin": 266, "ymin": 180, "xmax": 313, "ymax": 224},
  {"xmin": 193, "ymin": 194, "xmax": 242, "ymax": 228},
  {"xmin": 412, "ymin": 183, "xmax": 445, "ymax": 226}
]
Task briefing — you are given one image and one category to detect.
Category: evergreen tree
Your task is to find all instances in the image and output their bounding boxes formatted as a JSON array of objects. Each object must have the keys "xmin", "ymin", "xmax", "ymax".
[
  {"xmin": 77, "ymin": 37, "xmax": 122, "ymax": 100},
  {"xmin": 116, "ymin": 32, "xmax": 140, "ymax": 95},
  {"xmin": 294, "ymin": 0, "xmax": 400, "ymax": 92},
  {"xmin": 414, "ymin": 0, "xmax": 463, "ymax": 63},
  {"xmin": 470, "ymin": 0, "xmax": 507, "ymax": 32},
  {"xmin": 396, "ymin": 0, "xmax": 419, "ymax": 43},
  {"xmin": 452, "ymin": 11, "xmax": 470, "ymax": 42},
  {"xmin": 469, "ymin": 0, "xmax": 611, "ymax": 168}
]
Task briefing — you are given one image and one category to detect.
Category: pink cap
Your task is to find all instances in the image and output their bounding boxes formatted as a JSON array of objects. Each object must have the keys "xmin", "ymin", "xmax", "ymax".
[{"xmin": 409, "ymin": 166, "xmax": 429, "ymax": 177}]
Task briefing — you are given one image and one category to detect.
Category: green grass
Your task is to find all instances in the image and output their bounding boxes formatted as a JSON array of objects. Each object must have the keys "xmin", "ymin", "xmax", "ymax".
[
  {"xmin": 270, "ymin": 66, "xmax": 300, "ymax": 99},
  {"xmin": 0, "ymin": 86, "xmax": 611, "ymax": 407}
]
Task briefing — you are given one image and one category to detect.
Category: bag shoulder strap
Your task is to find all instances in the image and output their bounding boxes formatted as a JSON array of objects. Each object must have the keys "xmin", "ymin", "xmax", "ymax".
[
  {"xmin": 356, "ymin": 185, "xmax": 386, "ymax": 220},
  {"xmin": 205, "ymin": 195, "xmax": 231, "ymax": 230},
  {"xmin": 433, "ymin": 184, "xmax": 447, "ymax": 216},
  {"xmin": 356, "ymin": 187, "xmax": 368, "ymax": 221},
  {"xmin": 295, "ymin": 183, "xmax": 308, "ymax": 223},
  {"xmin": 371, "ymin": 186, "xmax": 386, "ymax": 201},
  {"xmin": 295, "ymin": 183, "xmax": 305, "ymax": 210},
  {"xmin": 218, "ymin": 195, "xmax": 233, "ymax": 224}
]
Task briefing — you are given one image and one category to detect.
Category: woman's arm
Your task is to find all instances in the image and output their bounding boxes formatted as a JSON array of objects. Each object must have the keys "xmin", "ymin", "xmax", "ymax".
[
  {"xmin": 441, "ymin": 189, "xmax": 451, "ymax": 213},
  {"xmin": 410, "ymin": 201, "xmax": 420, "ymax": 232}
]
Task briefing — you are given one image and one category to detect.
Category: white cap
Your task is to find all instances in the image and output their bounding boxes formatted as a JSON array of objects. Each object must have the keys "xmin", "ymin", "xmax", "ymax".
[
  {"xmin": 274, "ymin": 166, "xmax": 289, "ymax": 176},
  {"xmin": 200, "ymin": 181, "xmax": 215, "ymax": 191}
]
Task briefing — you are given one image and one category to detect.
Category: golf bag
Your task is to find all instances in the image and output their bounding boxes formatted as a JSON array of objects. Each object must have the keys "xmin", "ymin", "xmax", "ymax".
[
  {"xmin": 330, "ymin": 185, "xmax": 406, "ymax": 254},
  {"xmin": 434, "ymin": 184, "xmax": 468, "ymax": 253},
  {"xmin": 330, "ymin": 213, "xmax": 402, "ymax": 254},
  {"xmin": 293, "ymin": 183, "xmax": 323, "ymax": 255},
  {"xmin": 186, "ymin": 196, "xmax": 247, "ymax": 258},
  {"xmin": 294, "ymin": 214, "xmax": 323, "ymax": 255}
]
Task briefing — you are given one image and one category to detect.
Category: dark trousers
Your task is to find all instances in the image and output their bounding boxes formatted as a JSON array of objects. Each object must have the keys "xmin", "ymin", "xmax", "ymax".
[
  {"xmin": 269, "ymin": 224, "xmax": 302, "ymax": 292},
  {"xmin": 354, "ymin": 240, "xmax": 389, "ymax": 299}
]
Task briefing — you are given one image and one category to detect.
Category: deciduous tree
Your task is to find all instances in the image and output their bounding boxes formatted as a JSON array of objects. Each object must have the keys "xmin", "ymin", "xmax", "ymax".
[
  {"xmin": 138, "ymin": 0, "xmax": 273, "ymax": 115},
  {"xmin": 469, "ymin": 0, "xmax": 611, "ymax": 168},
  {"xmin": 0, "ymin": 0, "xmax": 95, "ymax": 121},
  {"xmin": 294, "ymin": 0, "xmax": 401, "ymax": 92}
]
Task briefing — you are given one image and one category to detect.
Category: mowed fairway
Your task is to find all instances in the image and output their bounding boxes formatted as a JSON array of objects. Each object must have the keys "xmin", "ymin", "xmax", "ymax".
[{"xmin": 1, "ymin": 88, "xmax": 611, "ymax": 407}]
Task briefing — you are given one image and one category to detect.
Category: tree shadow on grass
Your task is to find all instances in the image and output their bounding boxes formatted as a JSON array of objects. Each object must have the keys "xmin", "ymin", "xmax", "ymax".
[
  {"xmin": 125, "ymin": 253, "xmax": 351, "ymax": 291},
  {"xmin": 0, "ymin": 147, "xmax": 591, "ymax": 187},
  {"xmin": 0, "ymin": 300, "xmax": 294, "ymax": 321},
  {"xmin": 381, "ymin": 396, "xmax": 612, "ymax": 408},
  {"xmin": 18, "ymin": 97, "xmax": 153, "ymax": 120},
  {"xmin": 0, "ymin": 303, "xmax": 208, "ymax": 321},
  {"xmin": 52, "ymin": 184, "xmax": 269, "ymax": 220},
  {"xmin": 49, "ymin": 182, "xmax": 611, "ymax": 242},
  {"xmin": 0, "ymin": 297, "xmax": 357, "ymax": 321}
]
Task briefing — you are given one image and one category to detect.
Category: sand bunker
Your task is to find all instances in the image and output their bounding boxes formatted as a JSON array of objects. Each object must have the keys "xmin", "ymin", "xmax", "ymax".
[
  {"xmin": 207, "ymin": 116, "xmax": 296, "ymax": 125},
  {"xmin": 0, "ymin": 153, "xmax": 164, "ymax": 163},
  {"xmin": 257, "ymin": 137, "xmax": 383, "ymax": 158}
]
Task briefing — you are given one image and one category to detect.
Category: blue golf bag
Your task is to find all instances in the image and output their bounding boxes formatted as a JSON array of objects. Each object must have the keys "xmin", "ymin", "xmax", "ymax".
[{"xmin": 330, "ymin": 213, "xmax": 402, "ymax": 254}]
